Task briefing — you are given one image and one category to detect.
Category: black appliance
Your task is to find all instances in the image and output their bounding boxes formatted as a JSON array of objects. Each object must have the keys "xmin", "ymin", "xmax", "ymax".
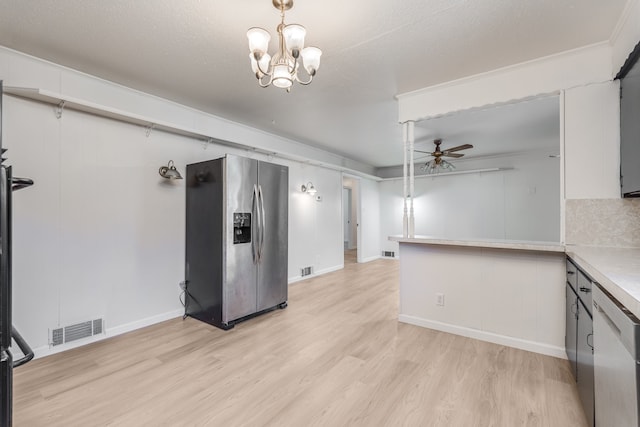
[
  {"xmin": 617, "ymin": 39, "xmax": 640, "ymax": 198},
  {"xmin": 0, "ymin": 81, "xmax": 34, "ymax": 426}
]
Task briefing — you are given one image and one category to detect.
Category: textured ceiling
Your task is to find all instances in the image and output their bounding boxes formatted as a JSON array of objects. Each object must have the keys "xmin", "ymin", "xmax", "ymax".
[{"xmin": 0, "ymin": 0, "xmax": 628, "ymax": 168}]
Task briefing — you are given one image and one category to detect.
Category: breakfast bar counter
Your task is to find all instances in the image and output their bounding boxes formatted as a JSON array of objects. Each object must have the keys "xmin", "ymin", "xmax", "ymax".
[
  {"xmin": 389, "ymin": 235, "xmax": 567, "ymax": 358},
  {"xmin": 390, "ymin": 235, "xmax": 640, "ymax": 357},
  {"xmin": 389, "ymin": 235, "xmax": 566, "ymax": 253}
]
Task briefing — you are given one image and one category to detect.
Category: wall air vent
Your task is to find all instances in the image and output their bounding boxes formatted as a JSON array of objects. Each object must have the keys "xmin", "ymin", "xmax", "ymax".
[
  {"xmin": 382, "ymin": 251, "xmax": 395, "ymax": 258},
  {"xmin": 51, "ymin": 328, "xmax": 63, "ymax": 346},
  {"xmin": 301, "ymin": 266, "xmax": 313, "ymax": 277},
  {"xmin": 93, "ymin": 319, "xmax": 103, "ymax": 335},
  {"xmin": 49, "ymin": 318, "xmax": 104, "ymax": 347}
]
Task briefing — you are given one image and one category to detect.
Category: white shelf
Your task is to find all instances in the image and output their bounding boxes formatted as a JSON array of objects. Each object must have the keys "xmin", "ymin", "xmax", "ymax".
[
  {"xmin": 4, "ymin": 86, "xmax": 225, "ymax": 144},
  {"xmin": 2, "ymin": 86, "xmax": 384, "ymax": 181},
  {"xmin": 380, "ymin": 167, "xmax": 513, "ymax": 181}
]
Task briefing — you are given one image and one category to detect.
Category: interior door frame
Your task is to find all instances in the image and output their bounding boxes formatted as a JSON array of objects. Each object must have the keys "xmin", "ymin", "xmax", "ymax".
[{"xmin": 341, "ymin": 174, "xmax": 361, "ymax": 262}]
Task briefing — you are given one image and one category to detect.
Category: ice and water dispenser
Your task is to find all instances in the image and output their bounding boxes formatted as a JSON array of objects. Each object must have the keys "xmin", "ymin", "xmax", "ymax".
[{"xmin": 233, "ymin": 213, "xmax": 251, "ymax": 244}]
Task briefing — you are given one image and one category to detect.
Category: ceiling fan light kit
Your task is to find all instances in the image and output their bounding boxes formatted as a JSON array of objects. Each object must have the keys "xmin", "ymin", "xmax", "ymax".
[
  {"xmin": 247, "ymin": 0, "xmax": 322, "ymax": 92},
  {"xmin": 415, "ymin": 139, "xmax": 473, "ymax": 174},
  {"xmin": 423, "ymin": 158, "xmax": 455, "ymax": 173}
]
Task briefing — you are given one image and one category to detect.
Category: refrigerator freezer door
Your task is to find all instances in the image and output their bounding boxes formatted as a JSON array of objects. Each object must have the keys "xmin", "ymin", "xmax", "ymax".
[
  {"xmin": 224, "ymin": 155, "xmax": 258, "ymax": 323},
  {"xmin": 185, "ymin": 159, "xmax": 225, "ymax": 324},
  {"xmin": 256, "ymin": 161, "xmax": 288, "ymax": 312}
]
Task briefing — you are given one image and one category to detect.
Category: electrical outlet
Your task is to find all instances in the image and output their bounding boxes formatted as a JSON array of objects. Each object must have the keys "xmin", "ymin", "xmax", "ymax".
[{"xmin": 436, "ymin": 293, "xmax": 445, "ymax": 306}]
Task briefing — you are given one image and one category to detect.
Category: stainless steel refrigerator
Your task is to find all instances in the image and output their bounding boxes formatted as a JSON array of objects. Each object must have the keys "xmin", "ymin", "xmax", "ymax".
[{"xmin": 184, "ymin": 155, "xmax": 288, "ymax": 330}]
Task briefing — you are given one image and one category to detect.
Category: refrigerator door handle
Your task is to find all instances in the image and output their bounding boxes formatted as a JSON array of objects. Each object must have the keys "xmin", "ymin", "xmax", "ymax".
[
  {"xmin": 252, "ymin": 184, "xmax": 261, "ymax": 264},
  {"xmin": 258, "ymin": 185, "xmax": 266, "ymax": 263}
]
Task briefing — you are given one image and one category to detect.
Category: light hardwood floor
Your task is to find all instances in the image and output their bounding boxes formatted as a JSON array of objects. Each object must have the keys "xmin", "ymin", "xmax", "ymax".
[
  {"xmin": 14, "ymin": 258, "xmax": 588, "ymax": 426},
  {"xmin": 344, "ymin": 248, "xmax": 357, "ymax": 264}
]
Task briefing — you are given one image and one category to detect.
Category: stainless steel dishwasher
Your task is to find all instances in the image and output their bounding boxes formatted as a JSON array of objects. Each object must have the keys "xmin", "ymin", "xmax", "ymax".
[{"xmin": 592, "ymin": 284, "xmax": 640, "ymax": 426}]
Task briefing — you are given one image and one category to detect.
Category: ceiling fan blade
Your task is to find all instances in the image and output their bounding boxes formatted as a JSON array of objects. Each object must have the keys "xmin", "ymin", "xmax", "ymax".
[
  {"xmin": 443, "ymin": 144, "xmax": 473, "ymax": 153},
  {"xmin": 443, "ymin": 153, "xmax": 464, "ymax": 158},
  {"xmin": 413, "ymin": 149, "xmax": 435, "ymax": 155}
]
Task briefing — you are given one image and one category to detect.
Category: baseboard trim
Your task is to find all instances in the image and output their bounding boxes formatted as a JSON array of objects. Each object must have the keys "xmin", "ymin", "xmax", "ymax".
[
  {"xmin": 359, "ymin": 255, "xmax": 381, "ymax": 263},
  {"xmin": 398, "ymin": 314, "xmax": 566, "ymax": 359},
  {"xmin": 32, "ymin": 308, "xmax": 184, "ymax": 359}
]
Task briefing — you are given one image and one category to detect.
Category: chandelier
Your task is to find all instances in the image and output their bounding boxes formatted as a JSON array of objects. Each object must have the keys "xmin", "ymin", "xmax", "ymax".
[{"xmin": 247, "ymin": 0, "xmax": 322, "ymax": 92}]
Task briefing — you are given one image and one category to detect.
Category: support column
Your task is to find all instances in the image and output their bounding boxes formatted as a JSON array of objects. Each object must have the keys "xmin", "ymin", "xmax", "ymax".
[
  {"xmin": 408, "ymin": 120, "xmax": 415, "ymax": 237},
  {"xmin": 402, "ymin": 122, "xmax": 408, "ymax": 238}
]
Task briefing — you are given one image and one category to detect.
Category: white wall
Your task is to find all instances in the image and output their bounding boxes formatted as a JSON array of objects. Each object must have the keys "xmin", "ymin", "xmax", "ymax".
[
  {"xmin": 380, "ymin": 151, "xmax": 561, "ymax": 254},
  {"xmin": 288, "ymin": 165, "xmax": 343, "ymax": 281},
  {"xmin": 1, "ymin": 48, "xmax": 348, "ymax": 356},
  {"xmin": 6, "ymin": 97, "xmax": 203, "ymax": 354},
  {"xmin": 357, "ymin": 178, "xmax": 381, "ymax": 262},
  {"xmin": 398, "ymin": 243, "xmax": 566, "ymax": 357}
]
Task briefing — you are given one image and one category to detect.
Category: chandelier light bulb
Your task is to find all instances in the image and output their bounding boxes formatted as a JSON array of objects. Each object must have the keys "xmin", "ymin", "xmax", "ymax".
[
  {"xmin": 272, "ymin": 64, "xmax": 293, "ymax": 89},
  {"xmin": 301, "ymin": 46, "xmax": 322, "ymax": 75},
  {"xmin": 247, "ymin": 27, "xmax": 271, "ymax": 56},
  {"xmin": 283, "ymin": 24, "xmax": 306, "ymax": 57}
]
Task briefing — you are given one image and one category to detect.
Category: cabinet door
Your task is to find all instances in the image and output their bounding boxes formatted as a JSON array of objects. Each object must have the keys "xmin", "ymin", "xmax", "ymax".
[
  {"xmin": 566, "ymin": 259, "xmax": 577, "ymax": 288},
  {"xmin": 577, "ymin": 269, "xmax": 593, "ymax": 315},
  {"xmin": 566, "ymin": 283, "xmax": 578, "ymax": 379},
  {"xmin": 576, "ymin": 300, "xmax": 594, "ymax": 427}
]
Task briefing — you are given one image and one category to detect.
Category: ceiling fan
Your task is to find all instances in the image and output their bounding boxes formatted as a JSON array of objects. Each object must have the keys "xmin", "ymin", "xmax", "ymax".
[{"xmin": 415, "ymin": 139, "xmax": 473, "ymax": 174}]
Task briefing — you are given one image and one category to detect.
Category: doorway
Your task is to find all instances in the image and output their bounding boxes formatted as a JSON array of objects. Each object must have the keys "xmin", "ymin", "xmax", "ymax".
[
  {"xmin": 342, "ymin": 176, "xmax": 359, "ymax": 264},
  {"xmin": 343, "ymin": 187, "xmax": 352, "ymax": 249}
]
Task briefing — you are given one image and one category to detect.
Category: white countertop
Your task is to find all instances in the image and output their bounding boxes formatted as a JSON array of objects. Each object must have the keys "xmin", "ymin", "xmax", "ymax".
[
  {"xmin": 388, "ymin": 235, "xmax": 566, "ymax": 253},
  {"xmin": 565, "ymin": 245, "xmax": 640, "ymax": 319}
]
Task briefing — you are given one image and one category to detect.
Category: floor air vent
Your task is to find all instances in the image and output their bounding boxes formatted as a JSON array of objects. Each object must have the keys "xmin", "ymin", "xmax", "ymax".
[
  {"xmin": 382, "ymin": 251, "xmax": 395, "ymax": 257},
  {"xmin": 50, "ymin": 318, "xmax": 104, "ymax": 346},
  {"xmin": 301, "ymin": 266, "xmax": 313, "ymax": 277}
]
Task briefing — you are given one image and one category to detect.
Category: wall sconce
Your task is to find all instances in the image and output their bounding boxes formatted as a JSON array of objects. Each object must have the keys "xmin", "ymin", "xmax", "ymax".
[
  {"xmin": 301, "ymin": 182, "xmax": 317, "ymax": 195},
  {"xmin": 159, "ymin": 160, "xmax": 183, "ymax": 180}
]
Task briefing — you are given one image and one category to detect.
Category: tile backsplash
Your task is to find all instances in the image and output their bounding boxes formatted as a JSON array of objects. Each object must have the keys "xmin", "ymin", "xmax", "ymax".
[{"xmin": 565, "ymin": 198, "xmax": 640, "ymax": 248}]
